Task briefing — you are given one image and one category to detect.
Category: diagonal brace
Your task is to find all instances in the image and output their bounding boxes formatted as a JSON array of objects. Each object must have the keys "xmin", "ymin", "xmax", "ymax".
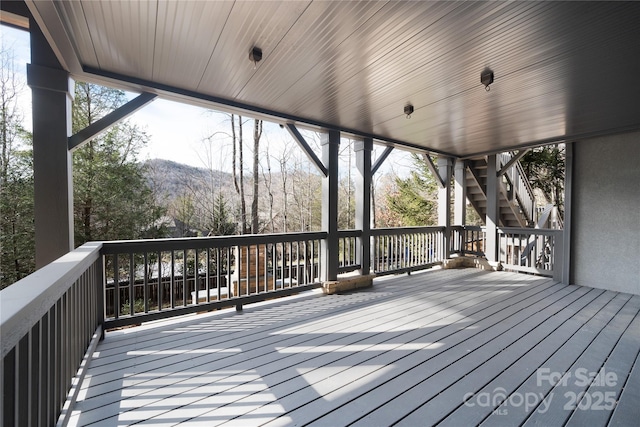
[
  {"xmin": 68, "ymin": 92, "xmax": 157, "ymax": 151},
  {"xmin": 285, "ymin": 123, "xmax": 328, "ymax": 177},
  {"xmin": 371, "ymin": 146, "xmax": 394, "ymax": 175},
  {"xmin": 498, "ymin": 149, "xmax": 530, "ymax": 176},
  {"xmin": 422, "ymin": 153, "xmax": 446, "ymax": 188}
]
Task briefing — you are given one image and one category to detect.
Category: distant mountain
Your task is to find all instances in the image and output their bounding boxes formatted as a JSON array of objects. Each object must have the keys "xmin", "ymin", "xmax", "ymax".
[{"xmin": 143, "ymin": 158, "xmax": 234, "ymax": 203}]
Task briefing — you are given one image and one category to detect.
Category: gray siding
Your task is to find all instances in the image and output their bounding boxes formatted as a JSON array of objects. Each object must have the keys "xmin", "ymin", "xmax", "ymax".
[{"xmin": 572, "ymin": 132, "xmax": 640, "ymax": 294}]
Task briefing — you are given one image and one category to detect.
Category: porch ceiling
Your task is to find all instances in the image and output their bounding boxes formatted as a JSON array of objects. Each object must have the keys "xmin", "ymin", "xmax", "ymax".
[{"xmin": 24, "ymin": 1, "xmax": 640, "ymax": 157}]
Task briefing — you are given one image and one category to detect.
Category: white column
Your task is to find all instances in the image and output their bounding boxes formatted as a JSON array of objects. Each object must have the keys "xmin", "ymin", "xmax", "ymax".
[{"xmin": 485, "ymin": 154, "xmax": 499, "ymax": 263}]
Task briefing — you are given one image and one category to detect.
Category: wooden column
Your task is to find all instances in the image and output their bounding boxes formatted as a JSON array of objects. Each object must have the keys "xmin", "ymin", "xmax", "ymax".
[
  {"xmin": 28, "ymin": 18, "xmax": 74, "ymax": 267},
  {"xmin": 437, "ymin": 156, "xmax": 453, "ymax": 259},
  {"xmin": 454, "ymin": 159, "xmax": 467, "ymax": 226},
  {"xmin": 355, "ymin": 138, "xmax": 372, "ymax": 275},
  {"xmin": 559, "ymin": 142, "xmax": 573, "ymax": 284},
  {"xmin": 485, "ymin": 154, "xmax": 499, "ymax": 263},
  {"xmin": 321, "ymin": 130, "xmax": 340, "ymax": 282}
]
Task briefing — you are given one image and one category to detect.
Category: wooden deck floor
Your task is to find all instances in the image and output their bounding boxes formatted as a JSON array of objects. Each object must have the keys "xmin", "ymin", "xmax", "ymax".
[{"xmin": 69, "ymin": 269, "xmax": 640, "ymax": 426}]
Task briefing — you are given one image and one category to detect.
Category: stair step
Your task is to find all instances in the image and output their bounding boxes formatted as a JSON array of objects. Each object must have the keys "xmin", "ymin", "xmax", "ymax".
[{"xmin": 465, "ymin": 154, "xmax": 533, "ymax": 229}]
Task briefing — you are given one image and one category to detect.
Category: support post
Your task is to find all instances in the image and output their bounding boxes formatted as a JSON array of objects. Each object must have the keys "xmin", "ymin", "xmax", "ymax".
[
  {"xmin": 485, "ymin": 154, "xmax": 499, "ymax": 263},
  {"xmin": 321, "ymin": 130, "xmax": 340, "ymax": 282},
  {"xmin": 454, "ymin": 159, "xmax": 467, "ymax": 226},
  {"xmin": 560, "ymin": 142, "xmax": 573, "ymax": 284},
  {"xmin": 355, "ymin": 138, "xmax": 373, "ymax": 275},
  {"xmin": 28, "ymin": 19, "xmax": 74, "ymax": 267},
  {"xmin": 437, "ymin": 157, "xmax": 453, "ymax": 259}
]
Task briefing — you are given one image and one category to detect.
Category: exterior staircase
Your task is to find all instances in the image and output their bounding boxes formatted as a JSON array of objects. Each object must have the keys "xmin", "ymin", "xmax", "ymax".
[{"xmin": 465, "ymin": 153, "xmax": 536, "ymax": 228}]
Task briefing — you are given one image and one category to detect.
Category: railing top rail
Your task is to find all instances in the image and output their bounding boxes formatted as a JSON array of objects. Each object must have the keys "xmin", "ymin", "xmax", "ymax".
[
  {"xmin": 101, "ymin": 231, "xmax": 328, "ymax": 254},
  {"xmin": 371, "ymin": 226, "xmax": 445, "ymax": 236},
  {"xmin": 452, "ymin": 225, "xmax": 486, "ymax": 231},
  {"xmin": 0, "ymin": 242, "xmax": 102, "ymax": 359},
  {"xmin": 337, "ymin": 229, "xmax": 362, "ymax": 237},
  {"xmin": 498, "ymin": 151, "xmax": 536, "ymax": 223},
  {"xmin": 498, "ymin": 227, "xmax": 562, "ymax": 236},
  {"xmin": 514, "ymin": 157, "xmax": 536, "ymax": 201}
]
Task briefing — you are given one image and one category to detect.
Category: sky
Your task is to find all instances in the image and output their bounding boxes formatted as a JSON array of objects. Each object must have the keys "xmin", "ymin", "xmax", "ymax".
[{"xmin": 2, "ymin": 24, "xmax": 414, "ymax": 176}]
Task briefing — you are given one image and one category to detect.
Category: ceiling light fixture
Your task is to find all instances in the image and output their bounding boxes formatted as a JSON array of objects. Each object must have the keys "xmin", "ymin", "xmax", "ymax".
[
  {"xmin": 481, "ymin": 68, "xmax": 494, "ymax": 91},
  {"xmin": 404, "ymin": 104, "xmax": 414, "ymax": 119},
  {"xmin": 249, "ymin": 46, "xmax": 262, "ymax": 69}
]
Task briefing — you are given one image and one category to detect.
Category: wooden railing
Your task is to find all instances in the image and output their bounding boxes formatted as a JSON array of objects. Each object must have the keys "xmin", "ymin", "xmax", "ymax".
[
  {"xmin": 337, "ymin": 229, "xmax": 361, "ymax": 273},
  {"xmin": 498, "ymin": 227, "xmax": 563, "ymax": 279},
  {"xmin": 451, "ymin": 225, "xmax": 486, "ymax": 257},
  {"xmin": 101, "ymin": 232, "xmax": 326, "ymax": 329},
  {"xmin": 371, "ymin": 226, "xmax": 445, "ymax": 275},
  {"xmin": 498, "ymin": 152, "xmax": 537, "ymax": 225},
  {"xmin": 1, "ymin": 243, "xmax": 104, "ymax": 427},
  {"xmin": 451, "ymin": 225, "xmax": 562, "ymax": 279},
  {"xmin": 0, "ymin": 225, "xmax": 564, "ymax": 425}
]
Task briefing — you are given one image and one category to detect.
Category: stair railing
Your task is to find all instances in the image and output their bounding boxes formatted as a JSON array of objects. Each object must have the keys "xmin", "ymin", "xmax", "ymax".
[{"xmin": 498, "ymin": 152, "xmax": 537, "ymax": 226}]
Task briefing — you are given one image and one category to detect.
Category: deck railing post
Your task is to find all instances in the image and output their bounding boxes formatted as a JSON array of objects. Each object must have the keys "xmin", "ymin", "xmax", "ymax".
[
  {"xmin": 97, "ymin": 254, "xmax": 105, "ymax": 340},
  {"xmin": 553, "ymin": 231, "xmax": 564, "ymax": 282},
  {"xmin": 355, "ymin": 138, "xmax": 373, "ymax": 275},
  {"xmin": 321, "ymin": 130, "xmax": 340, "ymax": 282}
]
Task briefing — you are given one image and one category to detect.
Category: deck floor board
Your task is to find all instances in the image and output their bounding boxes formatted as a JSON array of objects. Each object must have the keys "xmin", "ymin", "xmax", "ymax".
[
  {"xmin": 520, "ymin": 295, "xmax": 639, "ymax": 427},
  {"xmin": 437, "ymin": 290, "xmax": 624, "ymax": 427},
  {"xmin": 565, "ymin": 300, "xmax": 640, "ymax": 426},
  {"xmin": 69, "ymin": 269, "xmax": 640, "ymax": 426}
]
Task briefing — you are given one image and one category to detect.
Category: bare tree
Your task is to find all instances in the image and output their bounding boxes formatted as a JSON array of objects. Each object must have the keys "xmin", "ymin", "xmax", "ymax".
[
  {"xmin": 261, "ymin": 136, "xmax": 293, "ymax": 234},
  {"xmin": 251, "ymin": 119, "xmax": 262, "ymax": 233},
  {"xmin": 261, "ymin": 138, "xmax": 276, "ymax": 233},
  {"xmin": 231, "ymin": 114, "xmax": 249, "ymax": 233}
]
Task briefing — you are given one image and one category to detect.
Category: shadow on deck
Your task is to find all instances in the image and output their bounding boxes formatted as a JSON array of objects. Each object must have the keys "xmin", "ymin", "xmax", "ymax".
[{"xmin": 70, "ymin": 269, "xmax": 640, "ymax": 426}]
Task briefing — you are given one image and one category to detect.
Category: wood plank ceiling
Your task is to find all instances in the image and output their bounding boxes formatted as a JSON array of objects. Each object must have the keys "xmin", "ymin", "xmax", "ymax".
[{"xmin": 26, "ymin": 0, "xmax": 640, "ymax": 157}]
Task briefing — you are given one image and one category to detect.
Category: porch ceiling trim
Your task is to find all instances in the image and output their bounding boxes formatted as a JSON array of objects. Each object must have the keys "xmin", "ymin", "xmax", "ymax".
[
  {"xmin": 19, "ymin": 0, "xmax": 640, "ymax": 159},
  {"xmin": 81, "ymin": 66, "xmax": 457, "ymax": 158}
]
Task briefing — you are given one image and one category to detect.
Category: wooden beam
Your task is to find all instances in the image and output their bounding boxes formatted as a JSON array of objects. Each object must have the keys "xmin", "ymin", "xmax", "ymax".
[
  {"xmin": 498, "ymin": 149, "xmax": 530, "ymax": 176},
  {"xmin": 355, "ymin": 138, "xmax": 373, "ymax": 275},
  {"xmin": 422, "ymin": 153, "xmax": 446, "ymax": 188},
  {"xmin": 68, "ymin": 92, "xmax": 157, "ymax": 151},
  {"xmin": 371, "ymin": 146, "xmax": 393, "ymax": 175},
  {"xmin": 284, "ymin": 123, "xmax": 328, "ymax": 177}
]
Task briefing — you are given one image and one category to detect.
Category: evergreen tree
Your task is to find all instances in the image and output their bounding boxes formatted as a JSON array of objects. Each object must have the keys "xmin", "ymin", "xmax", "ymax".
[
  {"xmin": 0, "ymin": 44, "xmax": 34, "ymax": 288},
  {"xmin": 0, "ymin": 147, "xmax": 33, "ymax": 289},
  {"xmin": 521, "ymin": 145, "xmax": 565, "ymax": 217},
  {"xmin": 72, "ymin": 82, "xmax": 167, "ymax": 245},
  {"xmin": 385, "ymin": 154, "xmax": 438, "ymax": 226},
  {"xmin": 210, "ymin": 193, "xmax": 237, "ymax": 236}
]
